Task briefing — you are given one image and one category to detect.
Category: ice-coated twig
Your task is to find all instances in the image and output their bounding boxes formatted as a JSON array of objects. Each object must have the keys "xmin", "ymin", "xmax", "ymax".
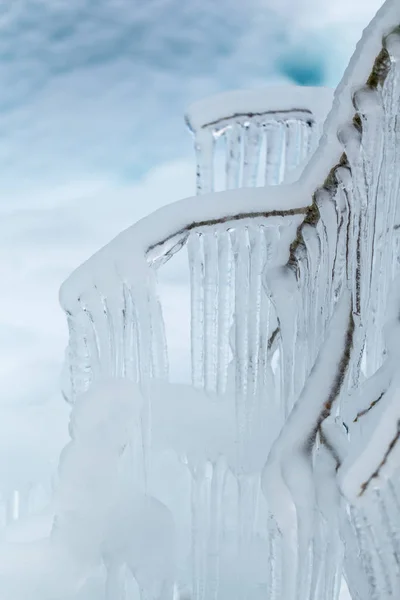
[
  {"xmin": 56, "ymin": 4, "xmax": 400, "ymax": 599},
  {"xmin": 186, "ymin": 86, "xmax": 333, "ymax": 193},
  {"xmin": 262, "ymin": 290, "xmax": 353, "ymax": 600}
]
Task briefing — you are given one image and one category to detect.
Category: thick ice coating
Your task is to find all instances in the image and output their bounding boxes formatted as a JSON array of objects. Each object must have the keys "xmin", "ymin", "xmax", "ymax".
[{"xmin": 4, "ymin": 0, "xmax": 400, "ymax": 598}]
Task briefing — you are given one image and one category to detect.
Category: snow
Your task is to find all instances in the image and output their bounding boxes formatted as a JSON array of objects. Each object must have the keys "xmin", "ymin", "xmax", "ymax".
[
  {"xmin": 5, "ymin": 0, "xmax": 400, "ymax": 598},
  {"xmin": 187, "ymin": 86, "xmax": 333, "ymax": 193},
  {"xmin": 59, "ymin": 188, "xmax": 305, "ymax": 313},
  {"xmin": 185, "ymin": 86, "xmax": 333, "ymax": 132}
]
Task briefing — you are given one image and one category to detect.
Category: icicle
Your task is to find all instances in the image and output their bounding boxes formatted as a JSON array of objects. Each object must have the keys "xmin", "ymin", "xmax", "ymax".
[
  {"xmin": 204, "ymin": 459, "xmax": 226, "ymax": 600},
  {"xmin": 299, "ymin": 120, "xmax": 312, "ymax": 163},
  {"xmin": 242, "ymin": 122, "xmax": 263, "ymax": 187},
  {"xmin": 312, "ymin": 446, "xmax": 343, "ymax": 600},
  {"xmin": 284, "ymin": 120, "xmax": 300, "ymax": 179},
  {"xmin": 232, "ymin": 226, "xmax": 251, "ymax": 466},
  {"xmin": 203, "ymin": 231, "xmax": 219, "ymax": 393},
  {"xmin": 246, "ymin": 226, "xmax": 267, "ymax": 404},
  {"xmin": 266, "ymin": 264, "xmax": 299, "ymax": 417},
  {"xmin": 65, "ymin": 309, "xmax": 93, "ymax": 401},
  {"xmin": 347, "ymin": 508, "xmax": 379, "ymax": 600},
  {"xmin": 190, "ymin": 463, "xmax": 210, "ymax": 600},
  {"xmin": 122, "ymin": 282, "xmax": 140, "ymax": 383},
  {"xmin": 264, "ymin": 122, "xmax": 285, "ymax": 185},
  {"xmin": 188, "ymin": 232, "xmax": 205, "ymax": 389},
  {"xmin": 262, "ymin": 290, "xmax": 353, "ymax": 600},
  {"xmin": 78, "ymin": 291, "xmax": 102, "ymax": 383},
  {"xmin": 368, "ymin": 490, "xmax": 400, "ymax": 597},
  {"xmin": 216, "ymin": 232, "xmax": 234, "ymax": 395},
  {"xmin": 226, "ymin": 125, "xmax": 243, "ymax": 189},
  {"xmin": 195, "ymin": 129, "xmax": 215, "ymax": 195},
  {"xmin": 266, "ymin": 515, "xmax": 282, "ymax": 600},
  {"xmin": 147, "ymin": 269, "xmax": 169, "ymax": 380}
]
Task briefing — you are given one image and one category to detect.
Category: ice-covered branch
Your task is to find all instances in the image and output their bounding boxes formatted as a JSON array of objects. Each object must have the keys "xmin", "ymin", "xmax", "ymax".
[
  {"xmin": 55, "ymin": 3, "xmax": 400, "ymax": 600},
  {"xmin": 262, "ymin": 290, "xmax": 353, "ymax": 600},
  {"xmin": 186, "ymin": 87, "xmax": 333, "ymax": 192}
]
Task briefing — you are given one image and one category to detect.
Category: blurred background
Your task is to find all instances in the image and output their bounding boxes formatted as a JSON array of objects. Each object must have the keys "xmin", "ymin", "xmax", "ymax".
[{"xmin": 0, "ymin": 0, "xmax": 383, "ymax": 429}]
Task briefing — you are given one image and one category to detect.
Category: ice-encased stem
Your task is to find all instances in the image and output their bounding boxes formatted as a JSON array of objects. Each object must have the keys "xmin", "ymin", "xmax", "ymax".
[{"xmin": 188, "ymin": 232, "xmax": 206, "ymax": 389}]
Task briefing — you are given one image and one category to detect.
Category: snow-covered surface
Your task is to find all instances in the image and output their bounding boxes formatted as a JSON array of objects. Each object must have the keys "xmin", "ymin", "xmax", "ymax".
[
  {"xmin": 301, "ymin": 0, "xmax": 400, "ymax": 193},
  {"xmin": 187, "ymin": 86, "xmax": 333, "ymax": 193},
  {"xmin": 59, "ymin": 186, "xmax": 305, "ymax": 311},
  {"xmin": 185, "ymin": 86, "xmax": 333, "ymax": 131}
]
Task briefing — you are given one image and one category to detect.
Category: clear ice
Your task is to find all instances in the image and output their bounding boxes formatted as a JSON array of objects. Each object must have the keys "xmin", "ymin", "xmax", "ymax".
[{"xmin": 5, "ymin": 1, "xmax": 400, "ymax": 599}]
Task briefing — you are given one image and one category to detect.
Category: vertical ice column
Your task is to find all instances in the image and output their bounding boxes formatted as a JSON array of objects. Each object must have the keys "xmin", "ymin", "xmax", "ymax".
[
  {"xmin": 187, "ymin": 221, "xmax": 281, "ymax": 405},
  {"xmin": 188, "ymin": 459, "xmax": 227, "ymax": 600},
  {"xmin": 192, "ymin": 118, "xmax": 318, "ymax": 193},
  {"xmin": 340, "ymin": 469, "xmax": 400, "ymax": 600},
  {"xmin": 338, "ymin": 33, "xmax": 400, "ymax": 382},
  {"xmin": 337, "ymin": 273, "xmax": 400, "ymax": 600},
  {"xmin": 225, "ymin": 125, "xmax": 243, "ymax": 190},
  {"xmin": 242, "ymin": 121, "xmax": 263, "ymax": 188},
  {"xmin": 270, "ymin": 168, "xmax": 350, "ymax": 420},
  {"xmin": 264, "ymin": 119, "xmax": 314, "ymax": 186},
  {"xmin": 194, "ymin": 130, "xmax": 215, "ymax": 195},
  {"xmin": 186, "ymin": 219, "xmax": 290, "ymax": 600},
  {"xmin": 187, "ymin": 230, "xmax": 234, "ymax": 394},
  {"xmin": 264, "ymin": 121, "xmax": 286, "ymax": 185},
  {"xmin": 232, "ymin": 224, "xmax": 276, "ymax": 445},
  {"xmin": 262, "ymin": 290, "xmax": 353, "ymax": 600},
  {"xmin": 61, "ymin": 264, "xmax": 169, "ymax": 498},
  {"xmin": 62, "ymin": 265, "xmax": 169, "ymax": 403}
]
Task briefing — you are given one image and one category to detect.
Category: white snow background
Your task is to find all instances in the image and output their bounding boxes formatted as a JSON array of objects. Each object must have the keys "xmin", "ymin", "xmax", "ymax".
[{"xmin": 0, "ymin": 0, "xmax": 384, "ymax": 549}]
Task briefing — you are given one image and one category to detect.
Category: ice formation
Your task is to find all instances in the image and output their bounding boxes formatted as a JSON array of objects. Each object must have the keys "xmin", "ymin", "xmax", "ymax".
[
  {"xmin": 5, "ymin": 0, "xmax": 400, "ymax": 599},
  {"xmin": 185, "ymin": 86, "xmax": 333, "ymax": 193},
  {"xmin": 58, "ymin": 1, "xmax": 400, "ymax": 598}
]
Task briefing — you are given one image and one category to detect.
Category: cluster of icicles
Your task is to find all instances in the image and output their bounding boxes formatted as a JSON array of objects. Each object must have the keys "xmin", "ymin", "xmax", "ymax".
[
  {"xmin": 53, "ymin": 84, "xmax": 400, "ymax": 600},
  {"xmin": 6, "ymin": 4, "xmax": 400, "ymax": 600},
  {"xmin": 37, "ymin": 282, "xmax": 400, "ymax": 600}
]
